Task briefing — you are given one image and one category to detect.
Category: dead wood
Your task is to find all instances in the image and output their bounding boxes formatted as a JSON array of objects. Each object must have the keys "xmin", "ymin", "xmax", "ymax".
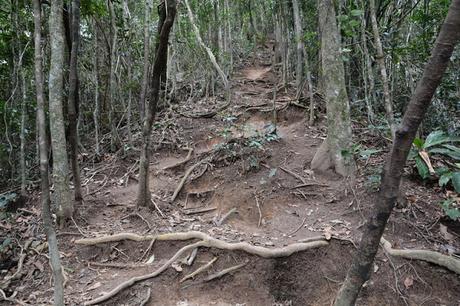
[
  {"xmin": 180, "ymin": 257, "xmax": 218, "ymax": 283},
  {"xmin": 162, "ymin": 147, "xmax": 194, "ymax": 170},
  {"xmin": 171, "ymin": 160, "xmax": 204, "ymax": 202},
  {"xmin": 380, "ymin": 237, "xmax": 460, "ymax": 275},
  {"xmin": 183, "ymin": 206, "xmax": 217, "ymax": 215}
]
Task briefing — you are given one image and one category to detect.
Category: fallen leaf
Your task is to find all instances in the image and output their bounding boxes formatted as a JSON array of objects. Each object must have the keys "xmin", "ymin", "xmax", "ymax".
[{"xmin": 404, "ymin": 276, "xmax": 414, "ymax": 289}]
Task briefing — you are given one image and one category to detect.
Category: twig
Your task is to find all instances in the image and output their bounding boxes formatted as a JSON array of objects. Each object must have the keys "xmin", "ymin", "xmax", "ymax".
[
  {"xmin": 292, "ymin": 182, "xmax": 329, "ymax": 189},
  {"xmin": 279, "ymin": 166, "xmax": 306, "ymax": 184},
  {"xmin": 162, "ymin": 147, "xmax": 194, "ymax": 170},
  {"xmin": 180, "ymin": 257, "xmax": 218, "ymax": 283},
  {"xmin": 204, "ymin": 260, "xmax": 248, "ymax": 282},
  {"xmin": 150, "ymin": 199, "xmax": 165, "ymax": 219},
  {"xmin": 287, "ymin": 215, "xmax": 308, "ymax": 236},
  {"xmin": 139, "ymin": 239, "xmax": 156, "ymax": 262},
  {"xmin": 254, "ymin": 193, "xmax": 262, "ymax": 227},
  {"xmin": 215, "ymin": 207, "xmax": 237, "ymax": 226},
  {"xmin": 171, "ymin": 160, "xmax": 204, "ymax": 202},
  {"xmin": 139, "ymin": 288, "xmax": 151, "ymax": 306},
  {"xmin": 183, "ymin": 206, "xmax": 217, "ymax": 215}
]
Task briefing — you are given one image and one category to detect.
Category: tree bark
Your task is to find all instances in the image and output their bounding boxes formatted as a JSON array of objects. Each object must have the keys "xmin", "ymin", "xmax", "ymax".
[
  {"xmin": 184, "ymin": 0, "xmax": 229, "ymax": 93},
  {"xmin": 49, "ymin": 0, "xmax": 74, "ymax": 224},
  {"xmin": 108, "ymin": 0, "xmax": 121, "ymax": 151},
  {"xmin": 92, "ymin": 18, "xmax": 100, "ymax": 156},
  {"xmin": 369, "ymin": 0, "xmax": 396, "ymax": 138},
  {"xmin": 311, "ymin": 0, "xmax": 355, "ymax": 178},
  {"xmin": 137, "ymin": 0, "xmax": 177, "ymax": 207},
  {"xmin": 291, "ymin": 0, "xmax": 304, "ymax": 89},
  {"xmin": 68, "ymin": 0, "xmax": 83, "ymax": 202},
  {"xmin": 335, "ymin": 1, "xmax": 460, "ymax": 304},
  {"xmin": 139, "ymin": 0, "xmax": 151, "ymax": 120},
  {"xmin": 33, "ymin": 1, "xmax": 65, "ymax": 304}
]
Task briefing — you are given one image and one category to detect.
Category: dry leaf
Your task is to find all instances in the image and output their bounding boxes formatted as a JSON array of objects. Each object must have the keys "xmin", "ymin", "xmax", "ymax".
[{"xmin": 403, "ymin": 276, "xmax": 414, "ymax": 289}]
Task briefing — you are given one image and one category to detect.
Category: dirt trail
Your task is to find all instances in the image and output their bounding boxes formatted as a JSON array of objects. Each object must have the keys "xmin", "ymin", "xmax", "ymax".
[{"xmin": 9, "ymin": 47, "xmax": 460, "ymax": 306}]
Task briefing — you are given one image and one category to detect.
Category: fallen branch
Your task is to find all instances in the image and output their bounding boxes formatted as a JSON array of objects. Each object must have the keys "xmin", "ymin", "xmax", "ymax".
[
  {"xmin": 380, "ymin": 237, "xmax": 460, "ymax": 275},
  {"xmin": 204, "ymin": 260, "xmax": 248, "ymax": 282},
  {"xmin": 0, "ymin": 289, "xmax": 29, "ymax": 306},
  {"xmin": 215, "ymin": 207, "xmax": 237, "ymax": 226},
  {"xmin": 254, "ymin": 194, "xmax": 262, "ymax": 227},
  {"xmin": 171, "ymin": 161, "xmax": 204, "ymax": 202},
  {"xmin": 279, "ymin": 166, "xmax": 306, "ymax": 185},
  {"xmin": 89, "ymin": 261, "xmax": 153, "ymax": 269},
  {"xmin": 180, "ymin": 257, "xmax": 218, "ymax": 283},
  {"xmin": 162, "ymin": 148, "xmax": 194, "ymax": 170},
  {"xmin": 183, "ymin": 206, "xmax": 217, "ymax": 215}
]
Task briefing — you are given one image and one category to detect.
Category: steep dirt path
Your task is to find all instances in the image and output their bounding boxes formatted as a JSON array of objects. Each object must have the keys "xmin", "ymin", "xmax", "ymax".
[{"xmin": 8, "ymin": 46, "xmax": 459, "ymax": 306}]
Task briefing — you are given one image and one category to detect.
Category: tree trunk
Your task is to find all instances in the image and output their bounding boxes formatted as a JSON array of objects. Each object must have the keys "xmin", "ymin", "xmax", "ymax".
[
  {"xmin": 184, "ymin": 0, "xmax": 229, "ymax": 93},
  {"xmin": 137, "ymin": 0, "xmax": 177, "ymax": 207},
  {"xmin": 49, "ymin": 0, "xmax": 74, "ymax": 224},
  {"xmin": 33, "ymin": 1, "xmax": 65, "ymax": 304},
  {"xmin": 92, "ymin": 18, "xmax": 100, "ymax": 156},
  {"xmin": 139, "ymin": 0, "xmax": 151, "ymax": 120},
  {"xmin": 291, "ymin": 0, "xmax": 304, "ymax": 89},
  {"xmin": 108, "ymin": 0, "xmax": 121, "ymax": 151},
  {"xmin": 369, "ymin": 0, "xmax": 396, "ymax": 138},
  {"xmin": 360, "ymin": 1, "xmax": 375, "ymax": 123},
  {"xmin": 19, "ymin": 67, "xmax": 26, "ymax": 196},
  {"xmin": 311, "ymin": 0, "xmax": 355, "ymax": 178},
  {"xmin": 335, "ymin": 1, "xmax": 460, "ymax": 304},
  {"xmin": 68, "ymin": 0, "xmax": 82, "ymax": 202}
]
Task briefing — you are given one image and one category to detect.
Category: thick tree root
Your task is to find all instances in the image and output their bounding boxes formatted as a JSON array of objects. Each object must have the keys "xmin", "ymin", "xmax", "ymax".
[
  {"xmin": 381, "ymin": 237, "xmax": 460, "ymax": 274},
  {"xmin": 76, "ymin": 231, "xmax": 328, "ymax": 305}
]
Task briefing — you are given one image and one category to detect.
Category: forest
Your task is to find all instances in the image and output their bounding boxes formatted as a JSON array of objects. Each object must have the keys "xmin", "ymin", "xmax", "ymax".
[{"xmin": 0, "ymin": 0, "xmax": 460, "ymax": 305}]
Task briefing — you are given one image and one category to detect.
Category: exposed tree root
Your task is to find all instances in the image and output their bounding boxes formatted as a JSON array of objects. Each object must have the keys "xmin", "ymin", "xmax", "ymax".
[
  {"xmin": 380, "ymin": 237, "xmax": 460, "ymax": 274},
  {"xmin": 162, "ymin": 147, "xmax": 194, "ymax": 170},
  {"xmin": 76, "ymin": 231, "xmax": 328, "ymax": 305}
]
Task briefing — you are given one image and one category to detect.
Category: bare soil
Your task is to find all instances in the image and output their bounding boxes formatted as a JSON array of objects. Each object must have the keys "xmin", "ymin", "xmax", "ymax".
[{"xmin": 1, "ymin": 47, "xmax": 459, "ymax": 306}]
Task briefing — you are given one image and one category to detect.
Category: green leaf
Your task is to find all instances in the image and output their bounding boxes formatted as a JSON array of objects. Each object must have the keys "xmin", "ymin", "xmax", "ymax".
[
  {"xmin": 441, "ymin": 199, "xmax": 460, "ymax": 220},
  {"xmin": 429, "ymin": 148, "xmax": 460, "ymax": 160},
  {"xmin": 452, "ymin": 172, "xmax": 460, "ymax": 193},
  {"xmin": 415, "ymin": 156, "xmax": 430, "ymax": 179},
  {"xmin": 439, "ymin": 172, "xmax": 452, "ymax": 187},
  {"xmin": 424, "ymin": 131, "xmax": 460, "ymax": 148},
  {"xmin": 350, "ymin": 9, "xmax": 363, "ymax": 16},
  {"xmin": 413, "ymin": 138, "xmax": 424, "ymax": 149}
]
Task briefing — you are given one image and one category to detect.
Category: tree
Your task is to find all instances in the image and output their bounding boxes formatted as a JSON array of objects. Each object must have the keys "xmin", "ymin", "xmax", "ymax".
[
  {"xmin": 33, "ymin": 0, "xmax": 65, "ymax": 304},
  {"xmin": 49, "ymin": 0, "xmax": 74, "ymax": 224},
  {"xmin": 335, "ymin": 1, "xmax": 460, "ymax": 304},
  {"xmin": 311, "ymin": 0, "xmax": 356, "ymax": 177},
  {"xmin": 369, "ymin": 0, "xmax": 396, "ymax": 138},
  {"xmin": 137, "ymin": 0, "xmax": 177, "ymax": 207},
  {"xmin": 68, "ymin": 0, "xmax": 83, "ymax": 202}
]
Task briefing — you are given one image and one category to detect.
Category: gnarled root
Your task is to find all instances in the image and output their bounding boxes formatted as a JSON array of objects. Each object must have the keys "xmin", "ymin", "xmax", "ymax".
[
  {"xmin": 76, "ymin": 231, "xmax": 328, "ymax": 305},
  {"xmin": 381, "ymin": 237, "xmax": 460, "ymax": 274}
]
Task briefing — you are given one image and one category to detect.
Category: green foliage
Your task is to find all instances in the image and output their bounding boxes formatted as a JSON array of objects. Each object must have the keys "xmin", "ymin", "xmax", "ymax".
[
  {"xmin": 440, "ymin": 198, "xmax": 460, "ymax": 220},
  {"xmin": 81, "ymin": 0, "xmax": 107, "ymax": 17},
  {"xmin": 411, "ymin": 131, "xmax": 460, "ymax": 182}
]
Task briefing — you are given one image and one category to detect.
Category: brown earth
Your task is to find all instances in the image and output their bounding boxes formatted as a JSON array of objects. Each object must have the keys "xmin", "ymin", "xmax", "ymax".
[{"xmin": 1, "ymin": 47, "xmax": 459, "ymax": 306}]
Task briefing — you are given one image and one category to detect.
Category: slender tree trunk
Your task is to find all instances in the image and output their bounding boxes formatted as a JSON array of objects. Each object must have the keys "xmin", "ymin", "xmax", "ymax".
[
  {"xmin": 184, "ymin": 0, "xmax": 229, "ymax": 93},
  {"xmin": 108, "ymin": 0, "xmax": 120, "ymax": 151},
  {"xmin": 137, "ymin": 0, "xmax": 177, "ymax": 207},
  {"xmin": 224, "ymin": 0, "xmax": 233, "ymax": 75},
  {"xmin": 92, "ymin": 18, "xmax": 100, "ymax": 156},
  {"xmin": 360, "ymin": 1, "xmax": 375, "ymax": 123},
  {"xmin": 291, "ymin": 0, "xmax": 304, "ymax": 89},
  {"xmin": 139, "ymin": 0, "xmax": 151, "ymax": 120},
  {"xmin": 33, "ymin": 1, "xmax": 65, "ymax": 304},
  {"xmin": 311, "ymin": 0, "xmax": 356, "ymax": 178},
  {"xmin": 68, "ymin": 0, "xmax": 82, "ymax": 202},
  {"xmin": 335, "ymin": 1, "xmax": 460, "ymax": 304},
  {"xmin": 369, "ymin": 0, "xmax": 396, "ymax": 138},
  {"xmin": 49, "ymin": 0, "xmax": 74, "ymax": 224},
  {"xmin": 19, "ymin": 68, "xmax": 26, "ymax": 195}
]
